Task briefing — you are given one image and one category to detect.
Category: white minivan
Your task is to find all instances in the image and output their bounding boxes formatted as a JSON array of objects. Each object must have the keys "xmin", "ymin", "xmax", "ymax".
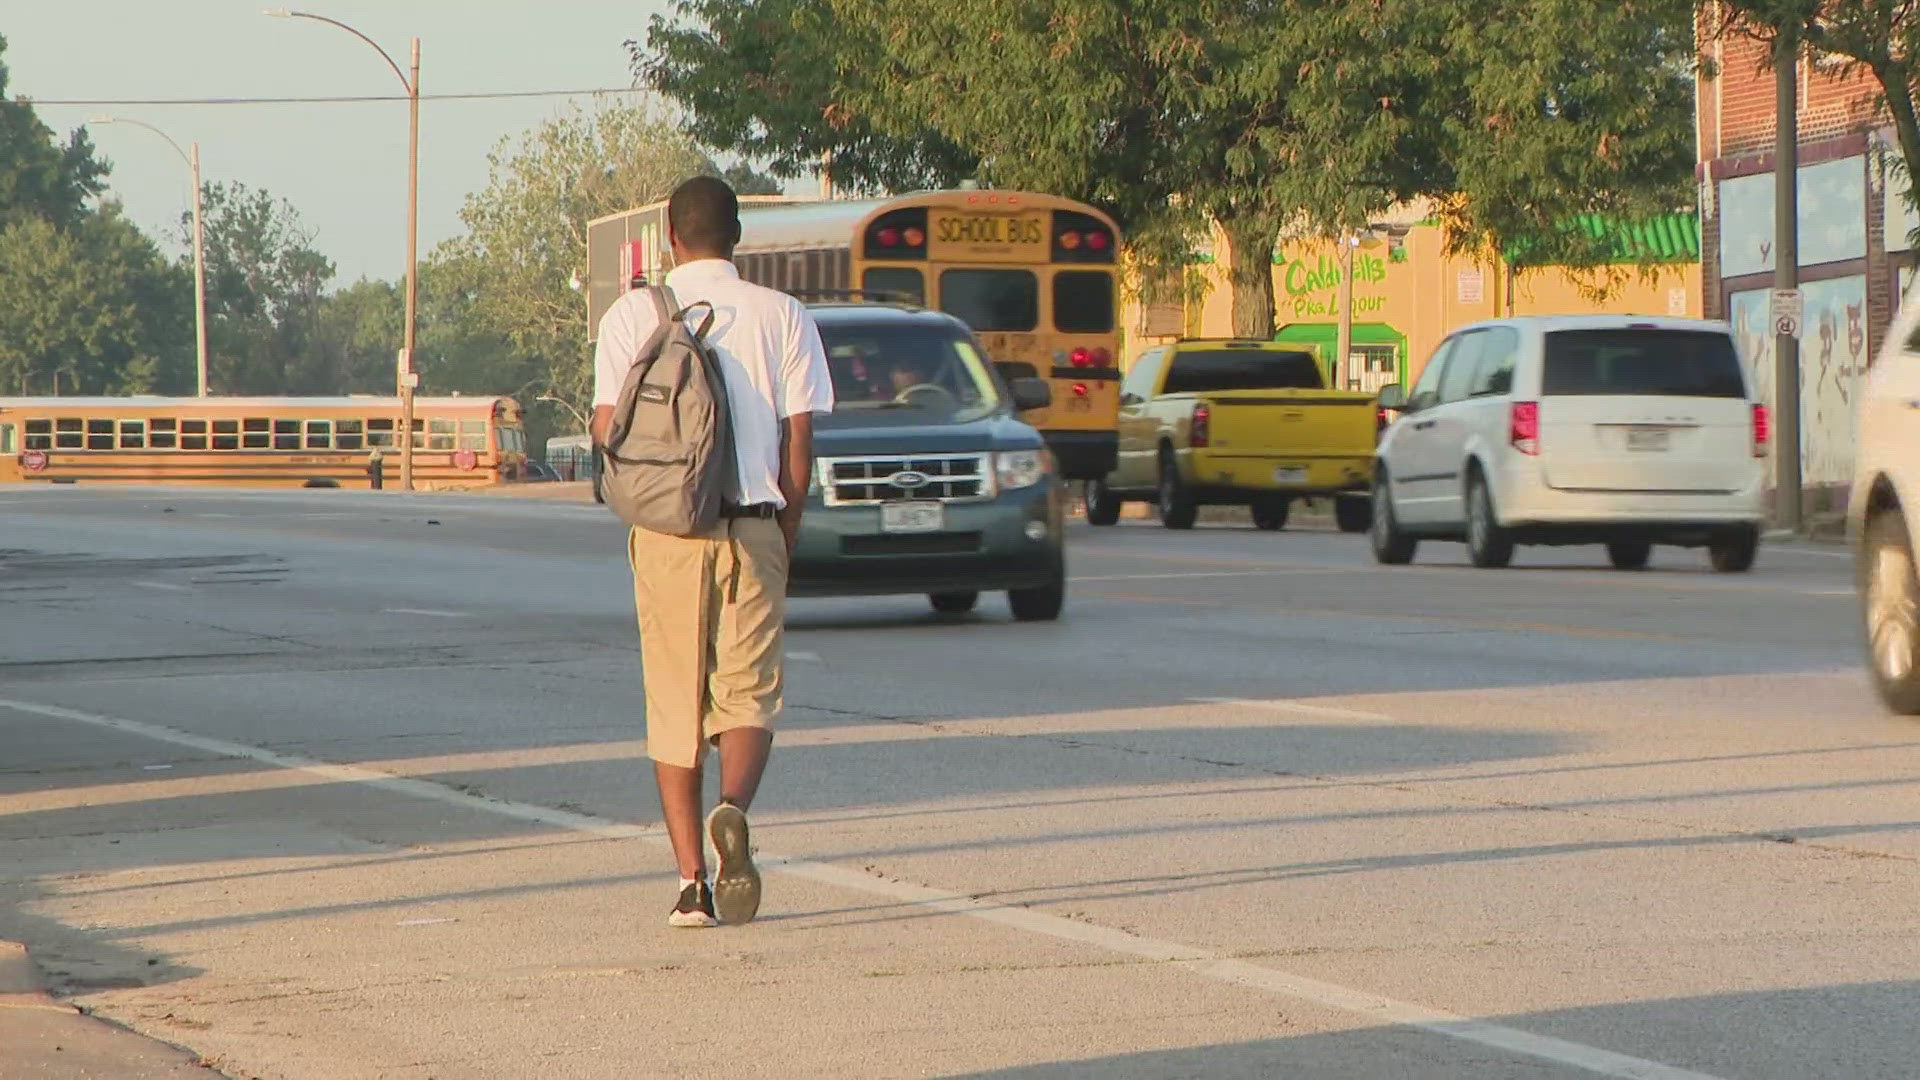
[
  {"xmin": 1851, "ymin": 278, "xmax": 1920, "ymax": 714},
  {"xmin": 1373, "ymin": 315, "xmax": 1767, "ymax": 571}
]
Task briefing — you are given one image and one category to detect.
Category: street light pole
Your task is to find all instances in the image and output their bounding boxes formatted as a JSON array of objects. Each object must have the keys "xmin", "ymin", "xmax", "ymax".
[
  {"xmin": 88, "ymin": 117, "xmax": 209, "ymax": 396},
  {"xmin": 267, "ymin": 8, "xmax": 419, "ymax": 491},
  {"xmin": 536, "ymin": 395, "xmax": 590, "ymax": 432}
]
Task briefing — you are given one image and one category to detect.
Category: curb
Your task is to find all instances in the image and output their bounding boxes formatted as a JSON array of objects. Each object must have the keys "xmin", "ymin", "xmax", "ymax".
[{"xmin": 0, "ymin": 939, "xmax": 213, "ymax": 1077}]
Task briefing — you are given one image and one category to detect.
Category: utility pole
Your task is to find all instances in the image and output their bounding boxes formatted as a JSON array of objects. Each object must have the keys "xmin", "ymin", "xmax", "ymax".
[
  {"xmin": 1774, "ymin": 30, "xmax": 1803, "ymax": 531},
  {"xmin": 1336, "ymin": 232, "xmax": 1354, "ymax": 389},
  {"xmin": 189, "ymin": 142, "xmax": 208, "ymax": 397},
  {"xmin": 400, "ymin": 37, "xmax": 420, "ymax": 492}
]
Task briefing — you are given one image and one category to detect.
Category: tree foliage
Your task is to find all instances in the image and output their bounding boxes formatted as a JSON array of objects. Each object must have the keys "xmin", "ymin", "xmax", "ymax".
[
  {"xmin": 187, "ymin": 181, "xmax": 335, "ymax": 395},
  {"xmin": 0, "ymin": 33, "xmax": 107, "ymax": 230}
]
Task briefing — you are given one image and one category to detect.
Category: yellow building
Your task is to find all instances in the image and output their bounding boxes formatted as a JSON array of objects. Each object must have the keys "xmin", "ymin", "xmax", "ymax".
[{"xmin": 1127, "ymin": 216, "xmax": 1702, "ymax": 390}]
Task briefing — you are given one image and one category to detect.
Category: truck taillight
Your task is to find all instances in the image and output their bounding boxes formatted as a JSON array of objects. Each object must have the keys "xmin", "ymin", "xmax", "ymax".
[
  {"xmin": 1510, "ymin": 401, "xmax": 1540, "ymax": 455},
  {"xmin": 1191, "ymin": 403, "xmax": 1211, "ymax": 448},
  {"xmin": 1752, "ymin": 403, "xmax": 1769, "ymax": 457}
]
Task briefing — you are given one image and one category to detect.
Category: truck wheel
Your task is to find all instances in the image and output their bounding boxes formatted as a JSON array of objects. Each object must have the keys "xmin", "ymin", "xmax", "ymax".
[
  {"xmin": 930, "ymin": 591, "xmax": 979, "ymax": 615},
  {"xmin": 1334, "ymin": 495, "xmax": 1373, "ymax": 534},
  {"xmin": 1009, "ymin": 575, "xmax": 1065, "ymax": 622},
  {"xmin": 1862, "ymin": 510, "xmax": 1920, "ymax": 715},
  {"xmin": 1708, "ymin": 525, "xmax": 1759, "ymax": 573},
  {"xmin": 1370, "ymin": 474, "xmax": 1417, "ymax": 565},
  {"xmin": 1250, "ymin": 496, "xmax": 1290, "ymax": 531},
  {"xmin": 1086, "ymin": 477, "xmax": 1123, "ymax": 527},
  {"xmin": 1158, "ymin": 456, "xmax": 1197, "ymax": 530},
  {"xmin": 1464, "ymin": 472, "xmax": 1514, "ymax": 569},
  {"xmin": 1607, "ymin": 540, "xmax": 1653, "ymax": 570}
]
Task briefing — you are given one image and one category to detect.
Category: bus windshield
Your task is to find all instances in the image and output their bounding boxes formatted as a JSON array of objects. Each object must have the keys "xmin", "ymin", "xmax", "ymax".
[{"xmin": 820, "ymin": 325, "xmax": 1003, "ymax": 422}]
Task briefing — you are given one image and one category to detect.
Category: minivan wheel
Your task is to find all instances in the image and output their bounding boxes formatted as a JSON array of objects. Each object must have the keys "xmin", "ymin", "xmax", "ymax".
[
  {"xmin": 929, "ymin": 591, "xmax": 979, "ymax": 615},
  {"xmin": 1607, "ymin": 540, "xmax": 1653, "ymax": 571},
  {"xmin": 1370, "ymin": 475, "xmax": 1417, "ymax": 565},
  {"xmin": 1085, "ymin": 478, "xmax": 1123, "ymax": 527},
  {"xmin": 1334, "ymin": 495, "xmax": 1373, "ymax": 534},
  {"xmin": 1009, "ymin": 574, "xmax": 1065, "ymax": 622},
  {"xmin": 1708, "ymin": 525, "xmax": 1759, "ymax": 573},
  {"xmin": 1158, "ymin": 457, "xmax": 1197, "ymax": 530},
  {"xmin": 1464, "ymin": 473, "xmax": 1514, "ymax": 569},
  {"xmin": 1250, "ymin": 495, "xmax": 1290, "ymax": 531},
  {"xmin": 1862, "ymin": 512, "xmax": 1920, "ymax": 714}
]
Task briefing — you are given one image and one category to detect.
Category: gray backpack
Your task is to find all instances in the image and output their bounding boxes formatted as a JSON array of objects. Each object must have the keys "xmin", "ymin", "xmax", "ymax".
[{"xmin": 601, "ymin": 286, "xmax": 736, "ymax": 536}]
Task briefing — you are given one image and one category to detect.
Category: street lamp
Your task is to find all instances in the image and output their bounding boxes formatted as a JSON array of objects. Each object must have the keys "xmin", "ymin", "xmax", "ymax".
[
  {"xmin": 266, "ymin": 8, "xmax": 420, "ymax": 492},
  {"xmin": 535, "ymin": 395, "xmax": 590, "ymax": 433},
  {"xmin": 89, "ymin": 116, "xmax": 209, "ymax": 397}
]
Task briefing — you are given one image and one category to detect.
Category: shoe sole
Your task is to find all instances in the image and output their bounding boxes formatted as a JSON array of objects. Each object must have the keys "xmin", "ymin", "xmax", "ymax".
[
  {"xmin": 708, "ymin": 805, "xmax": 761, "ymax": 925},
  {"xmin": 667, "ymin": 909, "xmax": 715, "ymax": 929}
]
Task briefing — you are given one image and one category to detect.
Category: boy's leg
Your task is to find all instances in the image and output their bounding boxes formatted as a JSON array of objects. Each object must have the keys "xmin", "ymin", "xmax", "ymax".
[{"xmin": 629, "ymin": 527, "xmax": 719, "ymax": 891}]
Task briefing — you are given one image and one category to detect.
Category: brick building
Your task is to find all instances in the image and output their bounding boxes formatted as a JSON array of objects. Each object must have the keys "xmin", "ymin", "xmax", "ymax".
[{"xmin": 1697, "ymin": 17, "xmax": 1917, "ymax": 488}]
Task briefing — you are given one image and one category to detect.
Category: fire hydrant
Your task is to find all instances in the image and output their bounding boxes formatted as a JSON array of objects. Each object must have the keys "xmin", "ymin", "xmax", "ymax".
[{"xmin": 367, "ymin": 448, "xmax": 386, "ymax": 490}]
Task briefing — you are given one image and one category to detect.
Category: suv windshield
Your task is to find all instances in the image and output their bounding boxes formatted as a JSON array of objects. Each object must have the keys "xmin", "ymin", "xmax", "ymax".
[
  {"xmin": 818, "ymin": 323, "xmax": 1003, "ymax": 422},
  {"xmin": 1542, "ymin": 329, "xmax": 1746, "ymax": 398},
  {"xmin": 1163, "ymin": 350, "xmax": 1323, "ymax": 393}
]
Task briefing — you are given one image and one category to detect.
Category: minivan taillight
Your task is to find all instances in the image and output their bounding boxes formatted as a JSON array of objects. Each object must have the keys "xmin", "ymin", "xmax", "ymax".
[
  {"xmin": 1751, "ymin": 403, "xmax": 1769, "ymax": 457},
  {"xmin": 1191, "ymin": 403, "xmax": 1211, "ymax": 448},
  {"xmin": 1510, "ymin": 401, "xmax": 1540, "ymax": 455}
]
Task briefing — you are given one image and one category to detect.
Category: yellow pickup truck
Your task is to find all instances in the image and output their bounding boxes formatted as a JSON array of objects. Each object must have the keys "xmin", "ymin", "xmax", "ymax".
[{"xmin": 1087, "ymin": 339, "xmax": 1381, "ymax": 531}]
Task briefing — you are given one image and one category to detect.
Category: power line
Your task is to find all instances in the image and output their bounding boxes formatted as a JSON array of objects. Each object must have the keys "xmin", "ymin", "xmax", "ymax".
[{"xmin": 29, "ymin": 88, "xmax": 644, "ymax": 107}]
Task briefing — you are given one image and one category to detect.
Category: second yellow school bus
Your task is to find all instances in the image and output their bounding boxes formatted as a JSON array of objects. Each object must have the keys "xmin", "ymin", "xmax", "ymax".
[{"xmin": 586, "ymin": 190, "xmax": 1124, "ymax": 480}]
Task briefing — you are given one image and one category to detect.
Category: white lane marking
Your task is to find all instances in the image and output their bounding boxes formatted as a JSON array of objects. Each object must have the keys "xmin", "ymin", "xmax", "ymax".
[
  {"xmin": 132, "ymin": 581, "xmax": 192, "ymax": 592},
  {"xmin": 395, "ymin": 918, "xmax": 457, "ymax": 927},
  {"xmin": 1800, "ymin": 588, "xmax": 1855, "ymax": 596},
  {"xmin": 1070, "ymin": 569, "xmax": 1354, "ymax": 583},
  {"xmin": 381, "ymin": 608, "xmax": 471, "ymax": 618},
  {"xmin": 0, "ymin": 697, "xmax": 1724, "ymax": 1080},
  {"xmin": 785, "ymin": 650, "xmax": 822, "ymax": 662},
  {"xmin": 1192, "ymin": 695, "xmax": 1394, "ymax": 722}
]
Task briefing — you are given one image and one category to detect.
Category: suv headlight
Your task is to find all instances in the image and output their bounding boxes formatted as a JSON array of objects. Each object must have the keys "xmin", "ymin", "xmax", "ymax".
[{"xmin": 996, "ymin": 449, "xmax": 1048, "ymax": 490}]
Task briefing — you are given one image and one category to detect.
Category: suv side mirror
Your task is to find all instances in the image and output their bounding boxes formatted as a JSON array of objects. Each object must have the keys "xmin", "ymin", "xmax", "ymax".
[
  {"xmin": 1376, "ymin": 383, "xmax": 1407, "ymax": 411},
  {"xmin": 1010, "ymin": 377, "xmax": 1052, "ymax": 412}
]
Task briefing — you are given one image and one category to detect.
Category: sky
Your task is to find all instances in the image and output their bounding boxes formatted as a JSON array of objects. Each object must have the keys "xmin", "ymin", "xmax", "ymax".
[{"xmin": 4, "ymin": 0, "xmax": 766, "ymax": 284}]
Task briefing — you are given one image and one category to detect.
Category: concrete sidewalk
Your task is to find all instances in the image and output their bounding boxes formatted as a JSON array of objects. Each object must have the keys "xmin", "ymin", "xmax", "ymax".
[{"xmin": 1, "ymin": 942, "xmax": 210, "ymax": 1079}]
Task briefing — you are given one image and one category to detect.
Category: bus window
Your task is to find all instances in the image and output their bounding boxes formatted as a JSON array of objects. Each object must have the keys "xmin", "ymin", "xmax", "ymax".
[
  {"xmin": 271, "ymin": 418, "xmax": 298, "ymax": 450},
  {"xmin": 458, "ymin": 419, "xmax": 487, "ymax": 451},
  {"xmin": 0, "ymin": 423, "xmax": 13, "ymax": 454},
  {"xmin": 25, "ymin": 419, "xmax": 51, "ymax": 450},
  {"xmin": 306, "ymin": 419, "xmax": 333, "ymax": 449},
  {"xmin": 118, "ymin": 419, "xmax": 146, "ymax": 449},
  {"xmin": 87, "ymin": 419, "xmax": 114, "ymax": 450},
  {"xmin": 367, "ymin": 418, "xmax": 395, "ymax": 448},
  {"xmin": 212, "ymin": 419, "xmax": 240, "ymax": 451},
  {"xmin": 55, "ymin": 418, "xmax": 82, "ymax": 449},
  {"xmin": 181, "ymin": 419, "xmax": 208, "ymax": 451},
  {"xmin": 336, "ymin": 419, "xmax": 364, "ymax": 451},
  {"xmin": 150, "ymin": 418, "xmax": 177, "ymax": 449},
  {"xmin": 246, "ymin": 418, "xmax": 274, "ymax": 449},
  {"xmin": 1053, "ymin": 271, "xmax": 1115, "ymax": 334},
  {"xmin": 410, "ymin": 418, "xmax": 428, "ymax": 450},
  {"xmin": 940, "ymin": 269, "xmax": 1038, "ymax": 331},
  {"xmin": 863, "ymin": 267, "xmax": 924, "ymax": 303},
  {"xmin": 428, "ymin": 418, "xmax": 456, "ymax": 451}
]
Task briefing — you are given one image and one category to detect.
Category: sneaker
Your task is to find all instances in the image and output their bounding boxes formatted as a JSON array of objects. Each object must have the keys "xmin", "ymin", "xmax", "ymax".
[
  {"xmin": 707, "ymin": 801, "xmax": 762, "ymax": 925},
  {"xmin": 668, "ymin": 879, "xmax": 716, "ymax": 928}
]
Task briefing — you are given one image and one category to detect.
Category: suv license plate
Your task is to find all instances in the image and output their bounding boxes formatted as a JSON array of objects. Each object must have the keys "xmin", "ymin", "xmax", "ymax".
[
  {"xmin": 881, "ymin": 501, "xmax": 944, "ymax": 533},
  {"xmin": 1625, "ymin": 426, "xmax": 1671, "ymax": 452},
  {"xmin": 1273, "ymin": 466, "xmax": 1308, "ymax": 484}
]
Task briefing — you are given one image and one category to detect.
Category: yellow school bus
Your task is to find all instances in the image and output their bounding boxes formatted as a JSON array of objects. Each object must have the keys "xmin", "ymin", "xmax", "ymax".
[
  {"xmin": 0, "ymin": 396, "xmax": 527, "ymax": 488},
  {"xmin": 586, "ymin": 190, "xmax": 1123, "ymax": 480}
]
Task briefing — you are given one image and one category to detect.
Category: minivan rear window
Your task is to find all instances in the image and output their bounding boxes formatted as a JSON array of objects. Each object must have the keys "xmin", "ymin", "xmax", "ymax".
[
  {"xmin": 1541, "ymin": 329, "xmax": 1746, "ymax": 398},
  {"xmin": 1162, "ymin": 350, "xmax": 1323, "ymax": 393}
]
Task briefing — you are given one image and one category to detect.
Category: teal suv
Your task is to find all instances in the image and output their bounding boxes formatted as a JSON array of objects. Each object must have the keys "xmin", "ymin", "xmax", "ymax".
[{"xmin": 792, "ymin": 303, "xmax": 1066, "ymax": 621}]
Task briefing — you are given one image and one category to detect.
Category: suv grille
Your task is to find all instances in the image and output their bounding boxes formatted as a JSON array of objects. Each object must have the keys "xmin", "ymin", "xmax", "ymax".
[{"xmin": 821, "ymin": 454, "xmax": 990, "ymax": 506}]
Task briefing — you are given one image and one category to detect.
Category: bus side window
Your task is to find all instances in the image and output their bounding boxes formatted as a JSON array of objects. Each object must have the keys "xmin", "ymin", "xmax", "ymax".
[
  {"xmin": 87, "ymin": 418, "xmax": 114, "ymax": 451},
  {"xmin": 54, "ymin": 418, "xmax": 82, "ymax": 449},
  {"xmin": 245, "ymin": 418, "xmax": 273, "ymax": 449},
  {"xmin": 271, "ymin": 418, "xmax": 298, "ymax": 450},
  {"xmin": 150, "ymin": 418, "xmax": 177, "ymax": 449},
  {"xmin": 458, "ymin": 419, "xmax": 487, "ymax": 451},
  {"xmin": 306, "ymin": 419, "xmax": 333, "ymax": 450},
  {"xmin": 336, "ymin": 419, "xmax": 364, "ymax": 451},
  {"xmin": 181, "ymin": 419, "xmax": 209, "ymax": 451},
  {"xmin": 118, "ymin": 419, "xmax": 146, "ymax": 449},
  {"xmin": 0, "ymin": 423, "xmax": 13, "ymax": 455},
  {"xmin": 25, "ymin": 419, "xmax": 53, "ymax": 450},
  {"xmin": 367, "ymin": 418, "xmax": 395, "ymax": 448},
  {"xmin": 212, "ymin": 419, "xmax": 240, "ymax": 451}
]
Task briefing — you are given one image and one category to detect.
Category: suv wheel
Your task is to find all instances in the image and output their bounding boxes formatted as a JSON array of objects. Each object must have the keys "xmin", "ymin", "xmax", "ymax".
[
  {"xmin": 1464, "ymin": 472, "xmax": 1514, "ymax": 569},
  {"xmin": 1607, "ymin": 540, "xmax": 1652, "ymax": 570},
  {"xmin": 1708, "ymin": 525, "xmax": 1759, "ymax": 573},
  {"xmin": 1009, "ymin": 573, "xmax": 1065, "ymax": 622},
  {"xmin": 1370, "ymin": 474, "xmax": 1417, "ymax": 565},
  {"xmin": 1250, "ymin": 495, "xmax": 1290, "ymax": 532},
  {"xmin": 1158, "ymin": 455, "xmax": 1197, "ymax": 530},
  {"xmin": 1863, "ymin": 511, "xmax": 1920, "ymax": 714},
  {"xmin": 1085, "ymin": 478, "xmax": 1123, "ymax": 527},
  {"xmin": 1334, "ymin": 495, "xmax": 1373, "ymax": 534}
]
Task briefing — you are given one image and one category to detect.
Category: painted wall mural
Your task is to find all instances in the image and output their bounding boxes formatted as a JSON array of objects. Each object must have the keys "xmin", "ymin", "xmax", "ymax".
[
  {"xmin": 1729, "ymin": 275, "xmax": 1867, "ymax": 486},
  {"xmin": 1719, "ymin": 157, "xmax": 1867, "ymax": 278}
]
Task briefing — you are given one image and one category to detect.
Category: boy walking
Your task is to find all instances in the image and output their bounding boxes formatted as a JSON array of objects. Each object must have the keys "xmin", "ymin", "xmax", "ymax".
[{"xmin": 591, "ymin": 177, "xmax": 833, "ymax": 926}]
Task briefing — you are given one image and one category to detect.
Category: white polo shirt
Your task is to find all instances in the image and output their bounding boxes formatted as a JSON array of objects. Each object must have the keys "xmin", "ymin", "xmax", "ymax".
[{"xmin": 592, "ymin": 259, "xmax": 834, "ymax": 508}]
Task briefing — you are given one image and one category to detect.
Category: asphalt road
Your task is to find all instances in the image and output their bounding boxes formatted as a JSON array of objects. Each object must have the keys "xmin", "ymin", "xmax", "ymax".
[{"xmin": 0, "ymin": 483, "xmax": 1907, "ymax": 1079}]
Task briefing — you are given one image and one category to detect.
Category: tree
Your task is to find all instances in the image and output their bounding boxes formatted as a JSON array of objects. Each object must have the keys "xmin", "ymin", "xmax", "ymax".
[
  {"xmin": 1710, "ymin": 0, "xmax": 1920, "ymax": 246},
  {"xmin": 190, "ymin": 180, "xmax": 334, "ymax": 394},
  {"xmin": 0, "ymin": 33, "xmax": 107, "ymax": 230},
  {"xmin": 637, "ymin": 0, "xmax": 978, "ymax": 194},
  {"xmin": 309, "ymin": 278, "xmax": 404, "ymax": 396}
]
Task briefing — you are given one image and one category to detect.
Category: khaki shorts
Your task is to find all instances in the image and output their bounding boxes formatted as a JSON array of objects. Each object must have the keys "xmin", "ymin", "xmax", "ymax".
[{"xmin": 627, "ymin": 516, "xmax": 789, "ymax": 769}]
